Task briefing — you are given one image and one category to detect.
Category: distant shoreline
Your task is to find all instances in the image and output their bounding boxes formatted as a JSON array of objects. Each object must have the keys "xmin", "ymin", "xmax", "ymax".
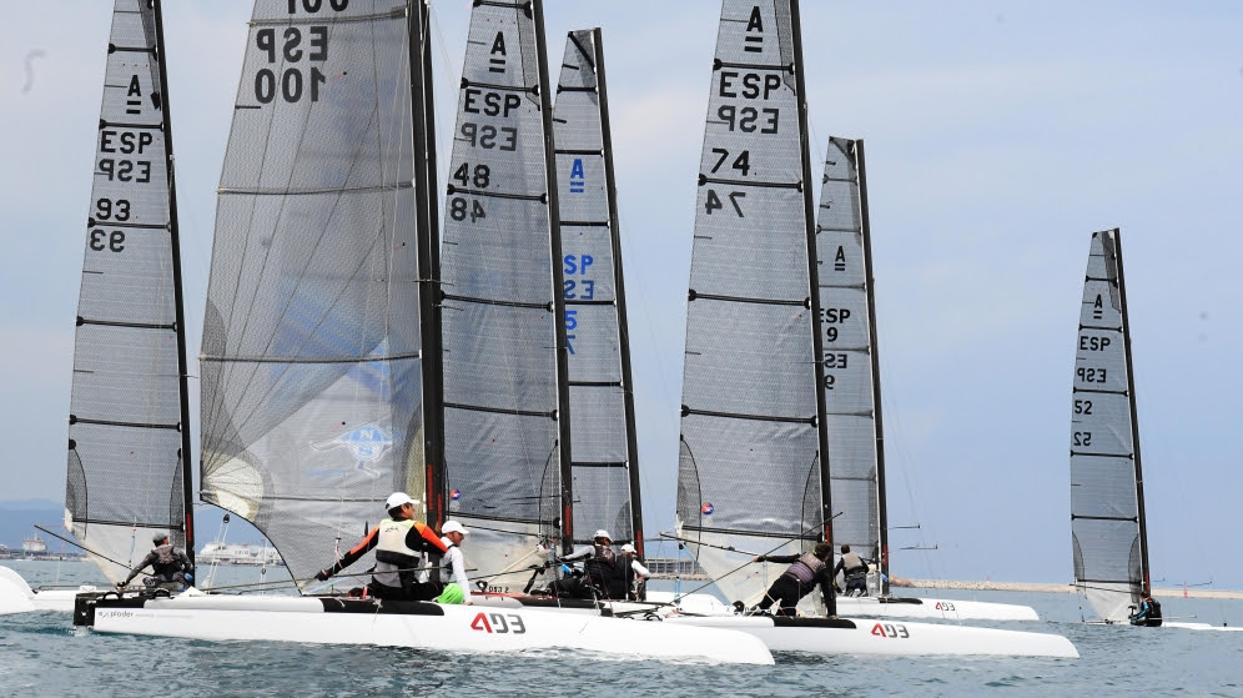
[{"xmin": 893, "ymin": 577, "xmax": 1243, "ymax": 601}]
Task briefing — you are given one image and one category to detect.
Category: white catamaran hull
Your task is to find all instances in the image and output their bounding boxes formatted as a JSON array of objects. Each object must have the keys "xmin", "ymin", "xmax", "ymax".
[
  {"xmin": 77, "ymin": 592, "xmax": 773, "ymax": 664},
  {"xmin": 0, "ymin": 567, "xmax": 35, "ymax": 615},
  {"xmin": 834, "ymin": 595, "xmax": 1039, "ymax": 621},
  {"xmin": 664, "ymin": 615, "xmax": 1078, "ymax": 658}
]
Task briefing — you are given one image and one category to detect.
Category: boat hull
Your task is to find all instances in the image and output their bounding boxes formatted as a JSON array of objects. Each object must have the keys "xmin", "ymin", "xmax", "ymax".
[
  {"xmin": 664, "ymin": 615, "xmax": 1079, "ymax": 658},
  {"xmin": 835, "ymin": 595, "xmax": 1039, "ymax": 621},
  {"xmin": 75, "ymin": 593, "xmax": 773, "ymax": 664}
]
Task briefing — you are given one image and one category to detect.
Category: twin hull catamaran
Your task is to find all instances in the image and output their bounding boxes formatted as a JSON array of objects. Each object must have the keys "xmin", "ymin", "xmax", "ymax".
[
  {"xmin": 71, "ymin": 0, "xmax": 772, "ymax": 664},
  {"xmin": 665, "ymin": 0, "xmax": 1070, "ymax": 657}
]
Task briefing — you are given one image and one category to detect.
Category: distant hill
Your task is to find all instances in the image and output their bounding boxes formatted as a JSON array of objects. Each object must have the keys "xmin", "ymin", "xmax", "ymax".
[{"xmin": 0, "ymin": 499, "xmax": 266, "ymax": 552}]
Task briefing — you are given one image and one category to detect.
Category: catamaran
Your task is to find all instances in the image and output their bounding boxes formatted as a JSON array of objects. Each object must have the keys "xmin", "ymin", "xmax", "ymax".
[
  {"xmin": 1069, "ymin": 229, "xmax": 1238, "ymax": 633},
  {"xmin": 811, "ymin": 136, "xmax": 1036, "ymax": 622},
  {"xmin": 0, "ymin": 0, "xmax": 194, "ymax": 616},
  {"xmin": 72, "ymin": 0, "xmax": 773, "ymax": 663},
  {"xmin": 663, "ymin": 0, "xmax": 1074, "ymax": 657}
]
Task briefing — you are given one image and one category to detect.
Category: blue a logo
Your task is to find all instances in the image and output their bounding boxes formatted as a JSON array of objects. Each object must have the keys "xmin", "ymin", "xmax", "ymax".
[
  {"xmin": 312, "ymin": 424, "xmax": 392, "ymax": 478},
  {"xmin": 569, "ymin": 158, "xmax": 585, "ymax": 193}
]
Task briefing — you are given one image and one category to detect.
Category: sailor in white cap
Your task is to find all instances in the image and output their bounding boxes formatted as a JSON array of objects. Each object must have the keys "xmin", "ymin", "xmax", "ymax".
[
  {"xmin": 620, "ymin": 543, "xmax": 652, "ymax": 600},
  {"xmin": 313, "ymin": 492, "xmax": 449, "ymax": 601},
  {"xmin": 434, "ymin": 520, "xmax": 473, "ymax": 605}
]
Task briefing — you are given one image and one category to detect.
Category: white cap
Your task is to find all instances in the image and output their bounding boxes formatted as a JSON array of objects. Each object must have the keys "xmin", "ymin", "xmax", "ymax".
[
  {"xmin": 385, "ymin": 492, "xmax": 417, "ymax": 510},
  {"xmin": 621, "ymin": 543, "xmax": 636, "ymax": 554},
  {"xmin": 441, "ymin": 520, "xmax": 469, "ymax": 536},
  {"xmin": 593, "ymin": 529, "xmax": 612, "ymax": 541}
]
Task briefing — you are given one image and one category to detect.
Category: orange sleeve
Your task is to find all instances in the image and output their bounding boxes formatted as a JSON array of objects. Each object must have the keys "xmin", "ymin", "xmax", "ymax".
[{"xmin": 416, "ymin": 522, "xmax": 450, "ymax": 554}]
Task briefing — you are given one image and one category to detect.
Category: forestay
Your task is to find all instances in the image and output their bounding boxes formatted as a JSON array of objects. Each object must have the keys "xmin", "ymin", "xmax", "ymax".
[
  {"xmin": 1070, "ymin": 229, "xmax": 1149, "ymax": 622},
  {"xmin": 440, "ymin": 0, "xmax": 571, "ymax": 574},
  {"xmin": 815, "ymin": 137, "xmax": 886, "ymax": 587},
  {"xmin": 675, "ymin": 0, "xmax": 831, "ymax": 606},
  {"xmin": 199, "ymin": 0, "xmax": 425, "ymax": 584},
  {"xmin": 552, "ymin": 29, "xmax": 644, "ymax": 550},
  {"xmin": 66, "ymin": 0, "xmax": 193, "ymax": 584}
]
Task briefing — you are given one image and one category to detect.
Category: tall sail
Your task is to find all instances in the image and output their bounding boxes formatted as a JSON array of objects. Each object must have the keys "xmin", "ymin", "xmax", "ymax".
[
  {"xmin": 199, "ymin": 0, "xmax": 431, "ymax": 585},
  {"xmin": 675, "ymin": 0, "xmax": 832, "ymax": 608},
  {"xmin": 440, "ymin": 0, "xmax": 571, "ymax": 574},
  {"xmin": 1070, "ymin": 228, "xmax": 1150, "ymax": 621},
  {"xmin": 815, "ymin": 137, "xmax": 887, "ymax": 591},
  {"xmin": 66, "ymin": 0, "xmax": 194, "ymax": 584},
  {"xmin": 552, "ymin": 29, "xmax": 644, "ymax": 551}
]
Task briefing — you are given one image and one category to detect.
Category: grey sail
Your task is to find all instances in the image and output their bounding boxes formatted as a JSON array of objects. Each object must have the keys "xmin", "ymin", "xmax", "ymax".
[
  {"xmin": 675, "ymin": 0, "xmax": 831, "ymax": 608},
  {"xmin": 440, "ymin": 0, "xmax": 571, "ymax": 574},
  {"xmin": 815, "ymin": 137, "xmax": 887, "ymax": 591},
  {"xmin": 199, "ymin": 0, "xmax": 427, "ymax": 585},
  {"xmin": 552, "ymin": 29, "xmax": 644, "ymax": 550},
  {"xmin": 1070, "ymin": 228, "xmax": 1150, "ymax": 622},
  {"xmin": 66, "ymin": 0, "xmax": 194, "ymax": 584}
]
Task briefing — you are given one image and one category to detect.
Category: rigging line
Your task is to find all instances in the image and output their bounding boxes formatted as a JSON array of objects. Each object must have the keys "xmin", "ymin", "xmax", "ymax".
[{"xmin": 33, "ymin": 525, "xmax": 130, "ymax": 571}]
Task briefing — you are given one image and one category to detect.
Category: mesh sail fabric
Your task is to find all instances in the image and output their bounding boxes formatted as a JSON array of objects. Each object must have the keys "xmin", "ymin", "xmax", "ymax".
[
  {"xmin": 440, "ymin": 1, "xmax": 564, "ymax": 576},
  {"xmin": 815, "ymin": 138, "xmax": 880, "ymax": 564},
  {"xmin": 66, "ymin": 0, "xmax": 187, "ymax": 584},
  {"xmin": 200, "ymin": 0, "xmax": 423, "ymax": 585},
  {"xmin": 1070, "ymin": 230, "xmax": 1143, "ymax": 621},
  {"xmin": 676, "ymin": 0, "xmax": 824, "ymax": 599},
  {"xmin": 553, "ymin": 30, "xmax": 639, "ymax": 546}
]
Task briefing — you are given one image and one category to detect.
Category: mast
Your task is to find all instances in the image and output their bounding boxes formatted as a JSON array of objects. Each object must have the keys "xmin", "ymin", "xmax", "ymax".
[
  {"xmin": 856, "ymin": 140, "xmax": 887, "ymax": 591},
  {"xmin": 1111, "ymin": 229, "xmax": 1150, "ymax": 595},
  {"xmin": 151, "ymin": 0, "xmax": 195, "ymax": 569},
  {"xmin": 788, "ymin": 0, "xmax": 835, "ymax": 617},
  {"xmin": 407, "ymin": 0, "xmax": 444, "ymax": 527},
  {"xmin": 593, "ymin": 28, "xmax": 645, "ymax": 555},
  {"xmin": 532, "ymin": 0, "xmax": 575, "ymax": 557}
]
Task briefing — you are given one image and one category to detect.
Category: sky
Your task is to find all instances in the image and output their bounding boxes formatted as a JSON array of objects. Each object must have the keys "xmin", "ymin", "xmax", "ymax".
[{"xmin": 1, "ymin": 1, "xmax": 1241, "ymax": 587}]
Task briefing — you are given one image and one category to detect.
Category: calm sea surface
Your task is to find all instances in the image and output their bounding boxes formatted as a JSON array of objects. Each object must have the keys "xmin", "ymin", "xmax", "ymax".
[{"xmin": 2, "ymin": 560, "xmax": 1241, "ymax": 697}]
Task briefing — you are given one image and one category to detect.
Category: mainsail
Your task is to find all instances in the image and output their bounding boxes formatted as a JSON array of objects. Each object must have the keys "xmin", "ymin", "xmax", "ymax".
[
  {"xmin": 816, "ymin": 137, "xmax": 888, "ymax": 591},
  {"xmin": 552, "ymin": 29, "xmax": 644, "ymax": 551},
  {"xmin": 199, "ymin": 0, "xmax": 434, "ymax": 584},
  {"xmin": 66, "ymin": 0, "xmax": 194, "ymax": 584},
  {"xmin": 1070, "ymin": 228, "xmax": 1150, "ymax": 621},
  {"xmin": 675, "ymin": 0, "xmax": 833, "ymax": 609},
  {"xmin": 440, "ymin": 0, "xmax": 571, "ymax": 574}
]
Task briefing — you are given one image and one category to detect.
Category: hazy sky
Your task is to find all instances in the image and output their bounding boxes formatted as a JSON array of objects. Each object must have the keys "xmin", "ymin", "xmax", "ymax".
[{"xmin": 2, "ymin": 1, "xmax": 1241, "ymax": 587}]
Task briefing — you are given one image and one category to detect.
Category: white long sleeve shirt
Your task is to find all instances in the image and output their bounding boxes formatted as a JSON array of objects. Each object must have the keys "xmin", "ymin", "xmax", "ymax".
[{"xmin": 440, "ymin": 537, "xmax": 470, "ymax": 591}]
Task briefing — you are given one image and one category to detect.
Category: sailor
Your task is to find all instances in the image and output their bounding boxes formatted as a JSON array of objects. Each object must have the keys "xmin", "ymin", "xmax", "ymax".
[
  {"xmin": 550, "ymin": 529, "xmax": 629, "ymax": 600},
  {"xmin": 314, "ymin": 492, "xmax": 449, "ymax": 601},
  {"xmin": 118, "ymin": 532, "xmax": 193, "ymax": 592},
  {"xmin": 620, "ymin": 543, "xmax": 652, "ymax": 600},
  {"xmin": 833, "ymin": 544, "xmax": 871, "ymax": 597},
  {"xmin": 433, "ymin": 520, "xmax": 472, "ymax": 605},
  {"xmin": 1129, "ymin": 592, "xmax": 1163, "ymax": 627},
  {"xmin": 750, "ymin": 542, "xmax": 835, "ymax": 616}
]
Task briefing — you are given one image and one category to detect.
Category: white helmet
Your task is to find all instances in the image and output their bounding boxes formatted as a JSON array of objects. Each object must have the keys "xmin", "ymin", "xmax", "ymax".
[
  {"xmin": 385, "ymin": 492, "xmax": 418, "ymax": 510},
  {"xmin": 441, "ymin": 520, "xmax": 469, "ymax": 536},
  {"xmin": 593, "ymin": 529, "xmax": 612, "ymax": 542}
]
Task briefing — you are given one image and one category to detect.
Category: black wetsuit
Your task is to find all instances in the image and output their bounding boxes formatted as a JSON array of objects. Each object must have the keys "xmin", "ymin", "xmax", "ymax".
[
  {"xmin": 1130, "ymin": 598, "xmax": 1163, "ymax": 627},
  {"xmin": 755, "ymin": 553, "xmax": 833, "ymax": 616},
  {"xmin": 123, "ymin": 544, "xmax": 192, "ymax": 589}
]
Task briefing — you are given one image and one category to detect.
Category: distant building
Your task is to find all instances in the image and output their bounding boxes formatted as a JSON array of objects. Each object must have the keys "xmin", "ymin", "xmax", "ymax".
[
  {"xmin": 21, "ymin": 535, "xmax": 47, "ymax": 556},
  {"xmin": 198, "ymin": 542, "xmax": 284, "ymax": 567}
]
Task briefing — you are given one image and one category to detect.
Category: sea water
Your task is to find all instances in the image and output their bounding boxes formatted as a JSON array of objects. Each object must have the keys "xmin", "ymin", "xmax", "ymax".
[{"xmin": 2, "ymin": 560, "xmax": 1241, "ymax": 697}]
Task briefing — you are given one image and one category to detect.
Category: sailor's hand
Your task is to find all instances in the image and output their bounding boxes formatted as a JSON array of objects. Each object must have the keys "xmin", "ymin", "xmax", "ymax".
[
  {"xmin": 751, "ymin": 555, "xmax": 764, "ymax": 563},
  {"xmin": 314, "ymin": 569, "xmax": 331, "ymax": 582}
]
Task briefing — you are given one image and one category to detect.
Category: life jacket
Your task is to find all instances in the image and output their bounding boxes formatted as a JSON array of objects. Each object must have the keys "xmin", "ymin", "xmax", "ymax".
[
  {"xmin": 841, "ymin": 551, "xmax": 869, "ymax": 582},
  {"xmin": 584, "ymin": 545, "xmax": 628, "ymax": 599},
  {"xmin": 785, "ymin": 552, "xmax": 826, "ymax": 585},
  {"xmin": 149, "ymin": 544, "xmax": 186, "ymax": 581},
  {"xmin": 374, "ymin": 518, "xmax": 442, "ymax": 588}
]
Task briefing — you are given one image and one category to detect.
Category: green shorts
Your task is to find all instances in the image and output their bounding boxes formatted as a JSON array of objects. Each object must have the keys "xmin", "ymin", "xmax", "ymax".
[{"xmin": 435, "ymin": 583, "xmax": 466, "ymax": 604}]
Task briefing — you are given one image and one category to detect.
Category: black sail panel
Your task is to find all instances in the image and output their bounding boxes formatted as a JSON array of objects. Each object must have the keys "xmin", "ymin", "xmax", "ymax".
[
  {"xmin": 440, "ymin": 0, "xmax": 567, "ymax": 573},
  {"xmin": 199, "ymin": 0, "xmax": 423, "ymax": 585},
  {"xmin": 66, "ymin": 0, "xmax": 189, "ymax": 584},
  {"xmin": 1070, "ymin": 229, "xmax": 1146, "ymax": 621},
  {"xmin": 675, "ymin": 0, "xmax": 825, "ymax": 606},
  {"xmin": 552, "ymin": 29, "xmax": 642, "ymax": 548}
]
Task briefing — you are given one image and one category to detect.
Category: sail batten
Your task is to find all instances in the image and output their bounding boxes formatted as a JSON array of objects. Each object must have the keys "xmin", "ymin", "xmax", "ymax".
[
  {"xmin": 440, "ymin": 0, "xmax": 570, "ymax": 572},
  {"xmin": 66, "ymin": 0, "xmax": 193, "ymax": 585},
  {"xmin": 200, "ymin": 0, "xmax": 428, "ymax": 585},
  {"xmin": 675, "ymin": 0, "xmax": 829, "ymax": 608},
  {"xmin": 553, "ymin": 28, "xmax": 643, "ymax": 550},
  {"xmin": 1070, "ymin": 228, "xmax": 1148, "ymax": 622}
]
